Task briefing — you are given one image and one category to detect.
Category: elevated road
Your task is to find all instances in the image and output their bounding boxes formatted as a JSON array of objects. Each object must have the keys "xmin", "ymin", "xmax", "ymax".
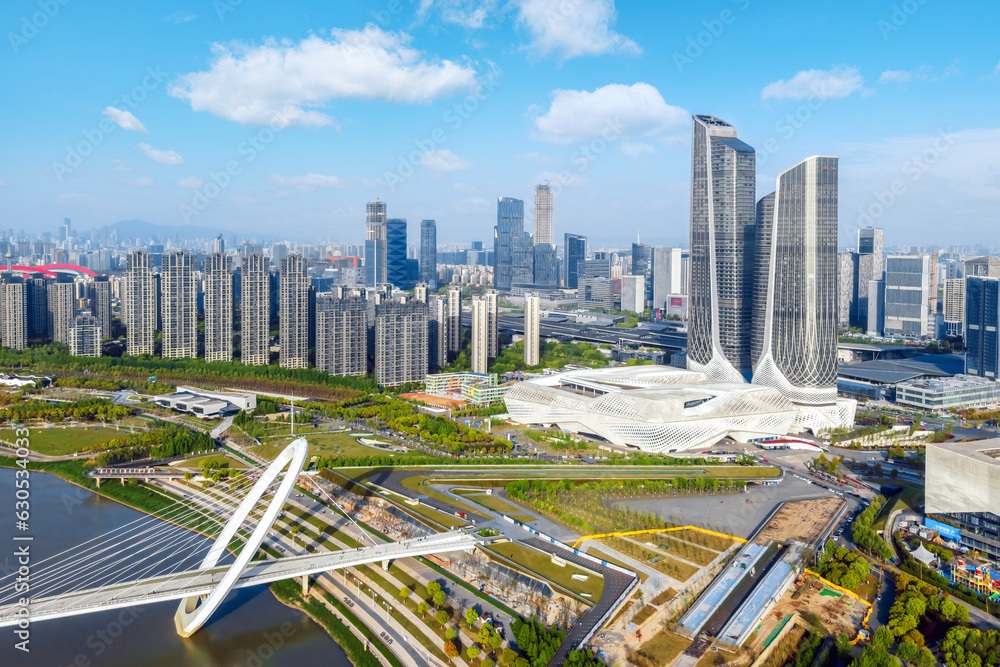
[
  {"xmin": 461, "ymin": 312, "xmax": 687, "ymax": 351},
  {"xmin": 0, "ymin": 531, "xmax": 480, "ymax": 628}
]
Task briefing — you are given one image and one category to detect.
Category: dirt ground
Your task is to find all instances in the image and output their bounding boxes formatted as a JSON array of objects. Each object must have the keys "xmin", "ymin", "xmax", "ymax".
[
  {"xmin": 753, "ymin": 497, "xmax": 845, "ymax": 546},
  {"xmin": 746, "ymin": 581, "xmax": 865, "ymax": 654}
]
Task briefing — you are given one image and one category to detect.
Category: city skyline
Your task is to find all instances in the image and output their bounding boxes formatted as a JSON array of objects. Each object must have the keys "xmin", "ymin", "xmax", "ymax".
[{"xmin": 2, "ymin": 2, "xmax": 998, "ymax": 246}]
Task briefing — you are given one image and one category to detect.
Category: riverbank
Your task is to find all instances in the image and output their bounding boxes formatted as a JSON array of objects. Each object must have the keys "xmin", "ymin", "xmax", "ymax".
[{"xmin": 0, "ymin": 455, "xmax": 387, "ymax": 667}]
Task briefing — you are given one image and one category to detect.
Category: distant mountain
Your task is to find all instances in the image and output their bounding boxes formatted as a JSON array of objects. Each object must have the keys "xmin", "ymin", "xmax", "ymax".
[{"xmin": 89, "ymin": 219, "xmax": 288, "ymax": 243}]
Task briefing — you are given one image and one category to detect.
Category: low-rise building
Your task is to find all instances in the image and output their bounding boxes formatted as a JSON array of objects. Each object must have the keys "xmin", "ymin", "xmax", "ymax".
[
  {"xmin": 895, "ymin": 374, "xmax": 1000, "ymax": 411},
  {"xmin": 155, "ymin": 386, "xmax": 256, "ymax": 418}
]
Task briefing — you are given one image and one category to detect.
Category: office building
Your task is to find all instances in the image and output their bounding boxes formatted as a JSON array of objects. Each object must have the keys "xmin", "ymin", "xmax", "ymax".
[
  {"xmin": 511, "ymin": 230, "xmax": 534, "ymax": 285},
  {"xmin": 204, "ymin": 253, "xmax": 233, "ymax": 362},
  {"xmin": 47, "ymin": 279, "xmax": 75, "ymax": 346},
  {"xmin": 241, "ymin": 253, "xmax": 270, "ymax": 366},
  {"xmin": 578, "ymin": 278, "xmax": 614, "ymax": 310},
  {"xmin": 419, "ymin": 220, "xmax": 437, "ymax": 288},
  {"xmin": 365, "ymin": 200, "xmax": 387, "ymax": 287},
  {"xmin": 621, "ymin": 275, "xmax": 645, "ymax": 313},
  {"xmin": 533, "ymin": 183, "xmax": 554, "ymax": 245},
  {"xmin": 837, "ymin": 251, "xmax": 855, "ymax": 330},
  {"xmin": 582, "ymin": 257, "xmax": 611, "ymax": 280},
  {"xmin": 852, "ymin": 252, "xmax": 875, "ymax": 329},
  {"xmin": 67, "ymin": 314, "xmax": 101, "ymax": 357},
  {"xmin": 91, "ymin": 276, "xmax": 111, "ymax": 344},
  {"xmin": 966, "ymin": 276, "xmax": 1000, "ymax": 378},
  {"xmin": 943, "ymin": 278, "xmax": 965, "ymax": 337},
  {"xmin": 213, "ymin": 234, "xmax": 224, "ymax": 254},
  {"xmin": 279, "ymin": 254, "xmax": 309, "ymax": 369},
  {"xmin": 884, "ymin": 255, "xmax": 930, "ymax": 338},
  {"xmin": 564, "ymin": 233, "xmax": 587, "ymax": 289},
  {"xmin": 271, "ymin": 243, "xmax": 289, "ymax": 266},
  {"xmin": 26, "ymin": 278, "xmax": 47, "ymax": 340},
  {"xmin": 1, "ymin": 278, "xmax": 26, "ymax": 350},
  {"xmin": 867, "ymin": 279, "xmax": 885, "ymax": 336},
  {"xmin": 471, "ymin": 297, "xmax": 489, "ymax": 374},
  {"xmin": 858, "ymin": 227, "xmax": 884, "ymax": 278},
  {"xmin": 966, "ymin": 256, "xmax": 1000, "ymax": 279},
  {"xmin": 632, "ymin": 243, "xmax": 652, "ymax": 305},
  {"xmin": 386, "ymin": 218, "xmax": 408, "ymax": 289},
  {"xmin": 926, "ymin": 441, "xmax": 1000, "ymax": 559},
  {"xmin": 447, "ymin": 285, "xmax": 462, "ymax": 354},
  {"xmin": 428, "ymin": 295, "xmax": 448, "ymax": 369},
  {"xmin": 374, "ymin": 300, "xmax": 428, "ymax": 386},
  {"xmin": 532, "ymin": 243, "xmax": 558, "ymax": 288},
  {"xmin": 524, "ymin": 294, "xmax": 540, "ymax": 366},
  {"xmin": 688, "ymin": 114, "xmax": 756, "ymax": 382},
  {"xmin": 124, "ymin": 250, "xmax": 157, "ymax": 355},
  {"xmin": 751, "ymin": 156, "xmax": 853, "ymax": 431},
  {"xmin": 652, "ymin": 247, "xmax": 683, "ymax": 311},
  {"xmin": 315, "ymin": 294, "xmax": 367, "ymax": 377},
  {"xmin": 160, "ymin": 251, "xmax": 197, "ymax": 359},
  {"xmin": 494, "ymin": 197, "xmax": 525, "ymax": 291}
]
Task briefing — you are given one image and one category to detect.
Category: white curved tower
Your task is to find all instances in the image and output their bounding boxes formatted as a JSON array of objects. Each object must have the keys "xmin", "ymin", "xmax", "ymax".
[{"xmin": 174, "ymin": 438, "xmax": 309, "ymax": 637}]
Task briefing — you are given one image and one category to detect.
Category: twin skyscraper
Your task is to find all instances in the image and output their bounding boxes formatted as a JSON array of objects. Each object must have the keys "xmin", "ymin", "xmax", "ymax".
[{"xmin": 688, "ymin": 114, "xmax": 851, "ymax": 430}]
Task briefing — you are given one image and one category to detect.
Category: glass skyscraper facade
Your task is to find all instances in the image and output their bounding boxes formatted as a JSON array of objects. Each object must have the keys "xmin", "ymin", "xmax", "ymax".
[
  {"xmin": 494, "ymin": 197, "xmax": 524, "ymax": 291},
  {"xmin": 688, "ymin": 114, "xmax": 757, "ymax": 382},
  {"xmin": 965, "ymin": 276, "xmax": 1000, "ymax": 378},
  {"xmin": 533, "ymin": 184, "xmax": 554, "ymax": 246},
  {"xmin": 419, "ymin": 219, "xmax": 437, "ymax": 288},
  {"xmin": 386, "ymin": 218, "xmax": 408, "ymax": 289},
  {"xmin": 751, "ymin": 156, "xmax": 839, "ymax": 406},
  {"xmin": 365, "ymin": 200, "xmax": 387, "ymax": 287},
  {"xmin": 564, "ymin": 233, "xmax": 587, "ymax": 289}
]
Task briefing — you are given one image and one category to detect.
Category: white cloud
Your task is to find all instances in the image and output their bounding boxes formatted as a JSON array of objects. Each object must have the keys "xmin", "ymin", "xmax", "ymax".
[
  {"xmin": 109, "ymin": 158, "xmax": 134, "ymax": 172},
  {"xmin": 619, "ymin": 142, "xmax": 656, "ymax": 158},
  {"xmin": 267, "ymin": 172, "xmax": 351, "ymax": 191},
  {"xmin": 136, "ymin": 143, "xmax": 184, "ymax": 165},
  {"xmin": 761, "ymin": 65, "xmax": 865, "ymax": 101},
  {"xmin": 57, "ymin": 192, "xmax": 98, "ymax": 204},
  {"xmin": 879, "ymin": 63, "xmax": 956, "ymax": 84},
  {"xmin": 515, "ymin": 151, "xmax": 551, "ymax": 163},
  {"xmin": 421, "ymin": 149, "xmax": 472, "ymax": 172},
  {"xmin": 531, "ymin": 83, "xmax": 687, "ymax": 145},
  {"xmin": 417, "ymin": 0, "xmax": 500, "ymax": 29},
  {"xmin": 170, "ymin": 28, "xmax": 479, "ymax": 128},
  {"xmin": 164, "ymin": 12, "xmax": 196, "ymax": 24},
  {"xmin": 516, "ymin": 0, "xmax": 639, "ymax": 60},
  {"xmin": 177, "ymin": 176, "xmax": 205, "ymax": 189},
  {"xmin": 124, "ymin": 176, "xmax": 155, "ymax": 187},
  {"xmin": 102, "ymin": 106, "xmax": 149, "ymax": 134}
]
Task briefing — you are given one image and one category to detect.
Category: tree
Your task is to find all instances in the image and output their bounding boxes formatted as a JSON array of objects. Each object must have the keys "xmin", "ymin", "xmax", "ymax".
[
  {"xmin": 514, "ymin": 659, "xmax": 529, "ymax": 667},
  {"xmin": 435, "ymin": 610, "xmax": 449, "ymax": 626},
  {"xmin": 897, "ymin": 640, "xmax": 921, "ymax": 665},
  {"xmin": 445, "ymin": 627, "xmax": 457, "ymax": 641},
  {"xmin": 427, "ymin": 581, "xmax": 441, "ymax": 596},
  {"xmin": 444, "ymin": 640, "xmax": 459, "ymax": 658},
  {"xmin": 399, "ymin": 585, "xmax": 409, "ymax": 601},
  {"xmin": 467, "ymin": 646, "xmax": 480, "ymax": 660},
  {"xmin": 465, "ymin": 608, "xmax": 479, "ymax": 625},
  {"xmin": 433, "ymin": 590, "xmax": 446, "ymax": 607},
  {"xmin": 416, "ymin": 601, "xmax": 429, "ymax": 617},
  {"xmin": 499, "ymin": 648, "xmax": 518, "ymax": 666},
  {"xmin": 482, "ymin": 660, "xmax": 495, "ymax": 667}
]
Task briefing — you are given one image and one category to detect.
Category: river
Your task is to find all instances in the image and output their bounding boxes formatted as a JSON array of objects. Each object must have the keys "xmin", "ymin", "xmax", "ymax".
[{"xmin": 0, "ymin": 468, "xmax": 353, "ymax": 666}]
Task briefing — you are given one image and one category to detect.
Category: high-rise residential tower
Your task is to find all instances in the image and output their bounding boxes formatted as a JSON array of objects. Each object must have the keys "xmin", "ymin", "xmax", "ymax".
[
  {"xmin": 688, "ymin": 114, "xmax": 757, "ymax": 382},
  {"xmin": 447, "ymin": 285, "xmax": 462, "ymax": 354},
  {"xmin": 751, "ymin": 157, "xmax": 841, "ymax": 414},
  {"xmin": 419, "ymin": 220, "xmax": 437, "ymax": 288},
  {"xmin": 386, "ymin": 218, "xmax": 408, "ymax": 289},
  {"xmin": 471, "ymin": 297, "xmax": 489, "ymax": 374},
  {"xmin": 204, "ymin": 252, "xmax": 233, "ymax": 362},
  {"xmin": 279, "ymin": 254, "xmax": 309, "ymax": 369},
  {"xmin": 563, "ymin": 234, "xmax": 587, "ymax": 289},
  {"xmin": 365, "ymin": 200, "xmax": 388, "ymax": 287},
  {"xmin": 316, "ymin": 294, "xmax": 368, "ymax": 377},
  {"xmin": 68, "ymin": 314, "xmax": 101, "ymax": 357},
  {"xmin": 26, "ymin": 278, "xmax": 47, "ymax": 340},
  {"xmin": 533, "ymin": 183, "xmax": 554, "ymax": 246},
  {"xmin": 47, "ymin": 279, "xmax": 75, "ymax": 346},
  {"xmin": 524, "ymin": 294, "xmax": 540, "ymax": 366},
  {"xmin": 485, "ymin": 289, "xmax": 498, "ymax": 359},
  {"xmin": 241, "ymin": 253, "xmax": 270, "ymax": 365},
  {"xmin": 428, "ymin": 295, "xmax": 448, "ymax": 369},
  {"xmin": 943, "ymin": 278, "xmax": 965, "ymax": 337},
  {"xmin": 1, "ymin": 278, "xmax": 27, "ymax": 350},
  {"xmin": 124, "ymin": 250, "xmax": 157, "ymax": 355},
  {"xmin": 161, "ymin": 251, "xmax": 197, "ymax": 358},
  {"xmin": 374, "ymin": 300, "xmax": 428, "ymax": 386},
  {"xmin": 91, "ymin": 276, "xmax": 111, "ymax": 343}
]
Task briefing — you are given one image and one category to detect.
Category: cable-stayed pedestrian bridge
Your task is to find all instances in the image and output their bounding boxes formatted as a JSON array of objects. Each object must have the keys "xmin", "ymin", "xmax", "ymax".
[{"xmin": 0, "ymin": 438, "xmax": 480, "ymax": 636}]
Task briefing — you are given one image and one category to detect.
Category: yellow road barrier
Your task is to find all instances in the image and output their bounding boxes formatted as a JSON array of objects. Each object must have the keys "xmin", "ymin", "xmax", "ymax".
[
  {"xmin": 571, "ymin": 526, "xmax": 748, "ymax": 549},
  {"xmin": 802, "ymin": 568, "xmax": 873, "ymax": 644}
]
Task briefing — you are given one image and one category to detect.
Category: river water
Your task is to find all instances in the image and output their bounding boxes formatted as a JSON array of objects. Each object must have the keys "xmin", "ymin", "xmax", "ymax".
[{"xmin": 0, "ymin": 468, "xmax": 353, "ymax": 666}]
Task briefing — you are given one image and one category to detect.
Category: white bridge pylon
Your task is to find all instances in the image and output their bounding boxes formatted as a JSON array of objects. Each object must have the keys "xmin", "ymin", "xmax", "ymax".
[{"xmin": 174, "ymin": 437, "xmax": 309, "ymax": 637}]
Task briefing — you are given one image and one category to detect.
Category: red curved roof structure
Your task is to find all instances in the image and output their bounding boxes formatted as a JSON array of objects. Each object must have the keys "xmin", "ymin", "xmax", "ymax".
[{"xmin": 0, "ymin": 263, "xmax": 97, "ymax": 278}]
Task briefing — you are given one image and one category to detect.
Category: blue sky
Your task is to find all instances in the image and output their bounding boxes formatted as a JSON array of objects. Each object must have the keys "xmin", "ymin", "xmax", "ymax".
[{"xmin": 2, "ymin": 0, "xmax": 998, "ymax": 248}]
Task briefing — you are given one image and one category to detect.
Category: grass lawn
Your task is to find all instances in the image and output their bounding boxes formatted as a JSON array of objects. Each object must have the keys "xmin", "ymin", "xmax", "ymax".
[
  {"xmin": 627, "ymin": 629, "xmax": 691, "ymax": 667},
  {"xmin": 600, "ymin": 537, "xmax": 699, "ymax": 582},
  {"xmin": 451, "ymin": 489, "xmax": 537, "ymax": 522},
  {"xmin": 0, "ymin": 426, "xmax": 126, "ymax": 456},
  {"xmin": 399, "ymin": 476, "xmax": 487, "ymax": 520},
  {"xmin": 252, "ymin": 431, "xmax": 425, "ymax": 464},
  {"xmin": 650, "ymin": 587, "xmax": 678, "ymax": 606},
  {"xmin": 584, "ymin": 547, "xmax": 649, "ymax": 583},
  {"xmin": 486, "ymin": 542, "xmax": 604, "ymax": 600}
]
